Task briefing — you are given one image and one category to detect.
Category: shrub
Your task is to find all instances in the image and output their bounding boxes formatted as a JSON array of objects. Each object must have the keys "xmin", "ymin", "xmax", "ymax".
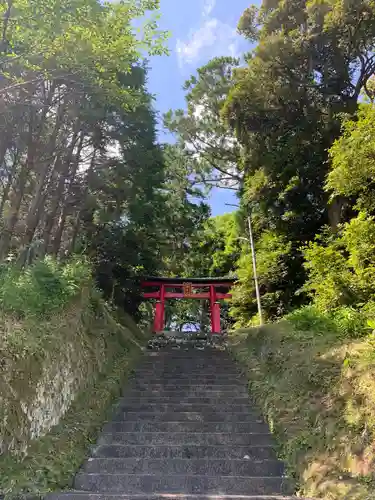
[
  {"xmin": 332, "ymin": 306, "xmax": 367, "ymax": 338},
  {"xmin": 286, "ymin": 305, "xmax": 369, "ymax": 339},
  {"xmin": 286, "ymin": 305, "xmax": 336, "ymax": 333},
  {"xmin": 230, "ymin": 230, "xmax": 293, "ymax": 325},
  {"xmin": 0, "ymin": 257, "xmax": 92, "ymax": 318},
  {"xmin": 231, "ymin": 320, "xmax": 375, "ymax": 500},
  {"xmin": 303, "ymin": 214, "xmax": 375, "ymax": 312}
]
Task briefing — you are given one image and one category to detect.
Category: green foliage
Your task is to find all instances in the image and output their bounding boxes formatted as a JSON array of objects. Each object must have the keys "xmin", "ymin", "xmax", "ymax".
[
  {"xmin": 333, "ymin": 306, "xmax": 367, "ymax": 339},
  {"xmin": 326, "ymin": 103, "xmax": 375, "ymax": 217},
  {"xmin": 286, "ymin": 306, "xmax": 337, "ymax": 334},
  {"xmin": 286, "ymin": 305, "xmax": 368, "ymax": 340},
  {"xmin": 327, "ymin": 105, "xmax": 375, "ymax": 201},
  {"xmin": 211, "ymin": 0, "xmax": 375, "ymax": 326},
  {"xmin": 190, "ymin": 212, "xmax": 241, "ymax": 278},
  {"xmin": 0, "ymin": 253, "xmax": 145, "ymax": 495},
  {"xmin": 302, "ymin": 235, "xmax": 354, "ymax": 311},
  {"xmin": 1, "ymin": 0, "xmax": 168, "ymax": 105},
  {"xmin": 0, "ymin": 0, "xmax": 174, "ymax": 327},
  {"xmin": 0, "ymin": 344, "xmax": 141, "ymax": 496},
  {"xmin": 231, "ymin": 230, "xmax": 293, "ymax": 325},
  {"xmin": 231, "ymin": 320, "xmax": 375, "ymax": 499},
  {"xmin": 303, "ymin": 214, "xmax": 375, "ymax": 312},
  {"xmin": 0, "ymin": 257, "xmax": 91, "ymax": 318},
  {"xmin": 164, "ymin": 56, "xmax": 242, "ymax": 190}
]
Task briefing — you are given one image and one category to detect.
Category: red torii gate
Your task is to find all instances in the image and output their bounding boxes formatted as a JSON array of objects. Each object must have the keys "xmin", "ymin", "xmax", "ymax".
[{"xmin": 141, "ymin": 277, "xmax": 235, "ymax": 334}]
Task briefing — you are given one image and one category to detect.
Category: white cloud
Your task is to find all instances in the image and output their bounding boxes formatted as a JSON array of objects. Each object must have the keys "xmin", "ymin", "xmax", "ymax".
[
  {"xmin": 228, "ymin": 43, "xmax": 238, "ymax": 58},
  {"xmin": 176, "ymin": 18, "xmax": 241, "ymax": 70},
  {"xmin": 202, "ymin": 0, "xmax": 216, "ymax": 17}
]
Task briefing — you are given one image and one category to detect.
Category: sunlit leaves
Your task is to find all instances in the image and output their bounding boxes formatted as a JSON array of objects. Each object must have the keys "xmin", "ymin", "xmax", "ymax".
[
  {"xmin": 327, "ymin": 104, "xmax": 375, "ymax": 200},
  {"xmin": 0, "ymin": 0, "xmax": 168, "ymax": 106}
]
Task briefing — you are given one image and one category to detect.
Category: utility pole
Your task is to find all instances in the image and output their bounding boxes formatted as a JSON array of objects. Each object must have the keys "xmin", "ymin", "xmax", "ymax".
[
  {"xmin": 246, "ymin": 214, "xmax": 263, "ymax": 326},
  {"xmin": 226, "ymin": 203, "xmax": 263, "ymax": 326}
]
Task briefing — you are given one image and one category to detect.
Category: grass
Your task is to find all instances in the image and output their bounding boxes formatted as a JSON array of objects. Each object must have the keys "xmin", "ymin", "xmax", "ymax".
[
  {"xmin": 0, "ymin": 257, "xmax": 92, "ymax": 319},
  {"xmin": 0, "ymin": 257, "xmax": 147, "ymax": 497},
  {"xmin": 0, "ymin": 345, "xmax": 141, "ymax": 498},
  {"xmin": 229, "ymin": 315, "xmax": 375, "ymax": 500}
]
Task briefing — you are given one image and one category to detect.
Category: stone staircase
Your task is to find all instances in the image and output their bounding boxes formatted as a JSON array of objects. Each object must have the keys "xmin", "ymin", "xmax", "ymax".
[{"xmin": 47, "ymin": 344, "xmax": 300, "ymax": 500}]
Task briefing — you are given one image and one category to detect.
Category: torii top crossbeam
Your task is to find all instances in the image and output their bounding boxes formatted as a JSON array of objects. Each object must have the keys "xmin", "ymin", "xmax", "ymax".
[{"xmin": 141, "ymin": 276, "xmax": 236, "ymax": 334}]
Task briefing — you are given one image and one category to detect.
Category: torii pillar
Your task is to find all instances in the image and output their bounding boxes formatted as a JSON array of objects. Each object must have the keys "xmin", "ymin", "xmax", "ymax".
[
  {"xmin": 153, "ymin": 283, "xmax": 165, "ymax": 332},
  {"xmin": 141, "ymin": 277, "xmax": 234, "ymax": 334},
  {"xmin": 209, "ymin": 284, "xmax": 221, "ymax": 334}
]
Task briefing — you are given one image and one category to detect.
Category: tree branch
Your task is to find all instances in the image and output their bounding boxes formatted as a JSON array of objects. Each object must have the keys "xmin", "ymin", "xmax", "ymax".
[
  {"xmin": 1, "ymin": 0, "xmax": 12, "ymax": 54},
  {"xmin": 187, "ymin": 136, "xmax": 242, "ymax": 182}
]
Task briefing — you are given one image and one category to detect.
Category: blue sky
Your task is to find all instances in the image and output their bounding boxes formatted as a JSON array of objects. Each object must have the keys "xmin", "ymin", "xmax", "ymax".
[{"xmin": 148, "ymin": 0, "xmax": 255, "ymax": 216}]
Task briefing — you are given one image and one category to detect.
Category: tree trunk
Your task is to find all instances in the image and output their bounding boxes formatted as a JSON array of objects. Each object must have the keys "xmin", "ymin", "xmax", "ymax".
[
  {"xmin": 0, "ymin": 121, "xmax": 37, "ymax": 260},
  {"xmin": 0, "ymin": 161, "xmax": 29, "ymax": 259},
  {"xmin": 50, "ymin": 132, "xmax": 85, "ymax": 257},
  {"xmin": 1, "ymin": 0, "xmax": 13, "ymax": 54},
  {"xmin": 328, "ymin": 196, "xmax": 345, "ymax": 230},
  {"xmin": 51, "ymin": 207, "xmax": 68, "ymax": 258},
  {"xmin": 67, "ymin": 211, "xmax": 81, "ymax": 256},
  {"xmin": 0, "ymin": 151, "xmax": 19, "ymax": 219},
  {"xmin": 62, "ymin": 148, "xmax": 97, "ymax": 256},
  {"xmin": 0, "ymin": 132, "xmax": 9, "ymax": 171},
  {"xmin": 21, "ymin": 102, "xmax": 68, "ymax": 247},
  {"xmin": 0, "ymin": 81, "xmax": 60, "ymax": 260}
]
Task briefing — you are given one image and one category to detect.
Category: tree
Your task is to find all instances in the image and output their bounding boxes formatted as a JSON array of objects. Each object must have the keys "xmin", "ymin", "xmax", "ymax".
[
  {"xmin": 225, "ymin": 0, "xmax": 375, "ymax": 226},
  {"xmin": 155, "ymin": 144, "xmax": 211, "ymax": 277},
  {"xmin": 327, "ymin": 103, "xmax": 375, "ymax": 214},
  {"xmin": 218, "ymin": 0, "xmax": 375, "ymax": 322},
  {"xmin": 164, "ymin": 57, "xmax": 243, "ymax": 190},
  {"xmin": 0, "ymin": 0, "xmax": 168, "ymax": 264},
  {"xmin": 161, "ymin": 212, "xmax": 241, "ymax": 332}
]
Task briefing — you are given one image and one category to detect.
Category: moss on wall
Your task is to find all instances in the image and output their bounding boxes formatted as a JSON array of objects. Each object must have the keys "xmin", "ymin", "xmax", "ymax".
[
  {"xmin": 230, "ymin": 323, "xmax": 375, "ymax": 500},
  {"xmin": 0, "ymin": 288, "xmax": 146, "ymax": 497}
]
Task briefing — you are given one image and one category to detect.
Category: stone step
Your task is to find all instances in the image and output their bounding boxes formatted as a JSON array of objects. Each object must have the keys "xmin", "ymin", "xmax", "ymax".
[
  {"xmin": 97, "ymin": 432, "xmax": 274, "ymax": 447},
  {"xmin": 115, "ymin": 403, "xmax": 255, "ymax": 413},
  {"xmin": 139, "ymin": 356, "xmax": 239, "ymax": 369},
  {"xmin": 133, "ymin": 366, "xmax": 243, "ymax": 375},
  {"xmin": 118, "ymin": 391, "xmax": 251, "ymax": 402},
  {"xmin": 128, "ymin": 382, "xmax": 247, "ymax": 388},
  {"xmin": 133, "ymin": 378, "xmax": 245, "ymax": 383},
  {"xmin": 143, "ymin": 351, "xmax": 232, "ymax": 356},
  {"xmin": 124, "ymin": 389, "xmax": 249, "ymax": 397},
  {"xmin": 137, "ymin": 365, "xmax": 241, "ymax": 372},
  {"xmin": 134, "ymin": 366, "xmax": 242, "ymax": 372},
  {"xmin": 132, "ymin": 379, "xmax": 244, "ymax": 385},
  {"xmin": 112, "ymin": 412, "xmax": 261, "ymax": 423},
  {"xmin": 92, "ymin": 444, "xmax": 277, "ymax": 460},
  {"xmin": 121, "ymin": 393, "xmax": 249, "ymax": 400},
  {"xmin": 121, "ymin": 392, "xmax": 249, "ymax": 399},
  {"xmin": 130, "ymin": 372, "xmax": 246, "ymax": 387},
  {"xmin": 83, "ymin": 458, "xmax": 284, "ymax": 476},
  {"xmin": 136, "ymin": 359, "xmax": 239, "ymax": 363},
  {"xmin": 103, "ymin": 422, "xmax": 269, "ymax": 434},
  {"xmin": 123, "ymin": 393, "xmax": 249, "ymax": 400},
  {"xmin": 138, "ymin": 368, "xmax": 240, "ymax": 373},
  {"xmin": 47, "ymin": 493, "xmax": 301, "ymax": 500},
  {"xmin": 74, "ymin": 473, "xmax": 292, "ymax": 495},
  {"xmin": 133, "ymin": 373, "xmax": 243, "ymax": 378},
  {"xmin": 132, "ymin": 382, "xmax": 245, "ymax": 388},
  {"xmin": 141, "ymin": 354, "xmax": 235, "ymax": 360},
  {"xmin": 124, "ymin": 389, "xmax": 250, "ymax": 404},
  {"xmin": 129, "ymin": 382, "xmax": 247, "ymax": 389}
]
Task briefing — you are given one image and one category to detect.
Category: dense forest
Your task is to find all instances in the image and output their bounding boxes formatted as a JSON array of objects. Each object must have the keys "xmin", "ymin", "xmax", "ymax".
[
  {"xmin": 1, "ymin": 0, "xmax": 375, "ymax": 332},
  {"xmin": 2, "ymin": 1, "xmax": 375, "ymax": 498},
  {"xmin": 0, "ymin": 0, "xmax": 211, "ymax": 323},
  {"xmin": 165, "ymin": 0, "xmax": 375, "ymax": 334}
]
